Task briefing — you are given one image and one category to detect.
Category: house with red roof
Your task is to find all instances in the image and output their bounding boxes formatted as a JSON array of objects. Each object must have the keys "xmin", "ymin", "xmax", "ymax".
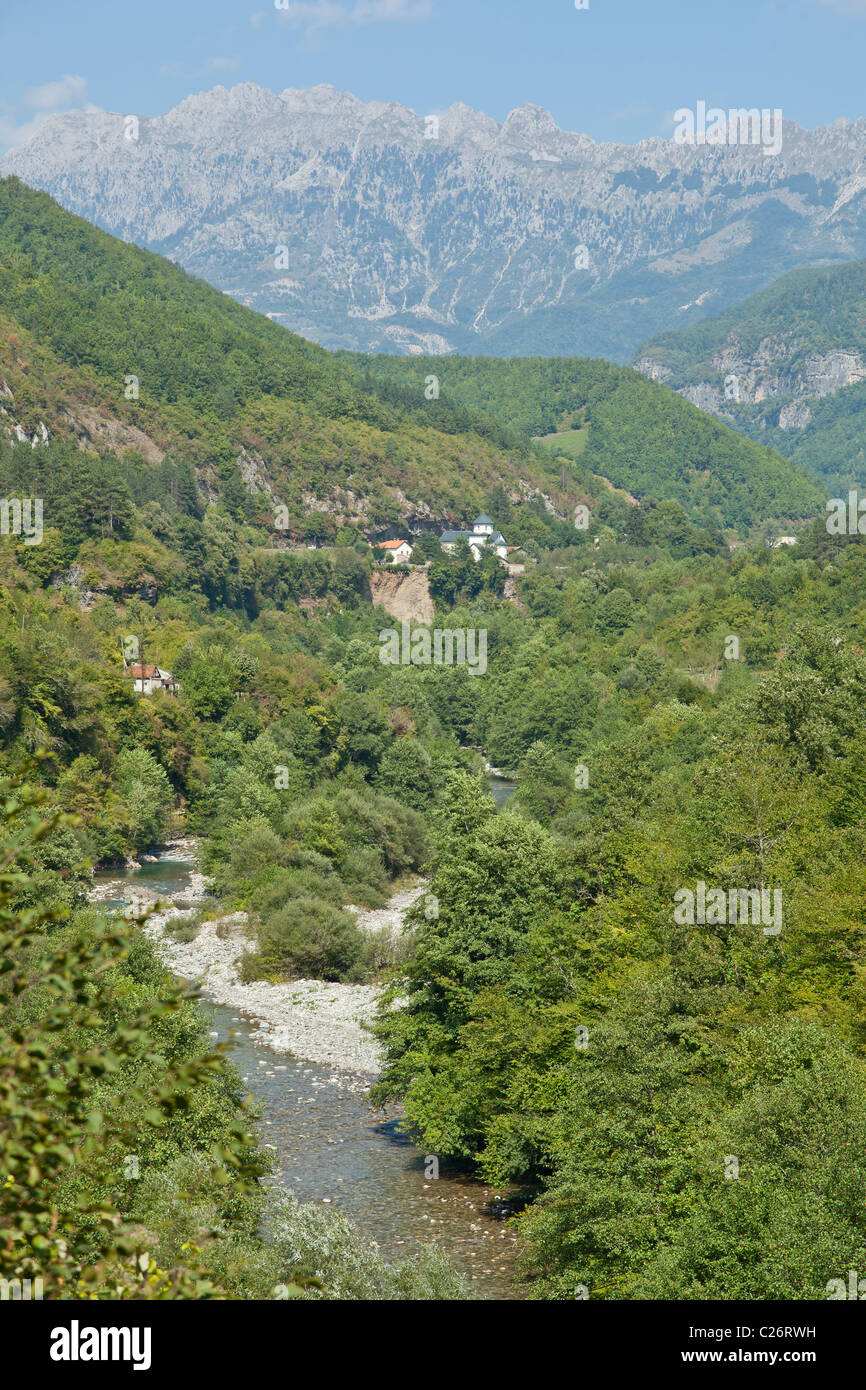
[
  {"xmin": 376, "ymin": 538, "xmax": 413, "ymax": 564},
  {"xmin": 128, "ymin": 663, "xmax": 177, "ymax": 696}
]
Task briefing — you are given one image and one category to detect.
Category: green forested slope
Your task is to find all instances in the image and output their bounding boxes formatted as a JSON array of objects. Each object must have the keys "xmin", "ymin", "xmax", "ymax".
[
  {"xmin": 0, "ymin": 176, "xmax": 567, "ymax": 543},
  {"xmin": 633, "ymin": 258, "xmax": 866, "ymax": 490},
  {"xmin": 346, "ymin": 351, "xmax": 823, "ymax": 530},
  {"xmin": 636, "ymin": 259, "xmax": 866, "ymax": 380},
  {"xmin": 0, "ymin": 175, "xmax": 823, "ymax": 536}
]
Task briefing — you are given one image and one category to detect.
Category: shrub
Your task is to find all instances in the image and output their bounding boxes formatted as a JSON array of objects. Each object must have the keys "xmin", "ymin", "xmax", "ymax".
[
  {"xmin": 262, "ymin": 1193, "xmax": 472, "ymax": 1301},
  {"xmin": 339, "ymin": 845, "xmax": 387, "ymax": 897},
  {"xmin": 252, "ymin": 866, "xmax": 344, "ymax": 916},
  {"xmin": 361, "ymin": 925, "xmax": 412, "ymax": 976},
  {"xmin": 165, "ymin": 912, "xmax": 201, "ymax": 942},
  {"xmin": 243, "ymin": 897, "xmax": 366, "ymax": 982}
]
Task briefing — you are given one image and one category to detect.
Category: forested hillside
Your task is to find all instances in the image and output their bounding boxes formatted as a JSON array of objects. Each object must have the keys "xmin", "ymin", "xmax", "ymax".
[
  {"xmin": 0, "ymin": 176, "xmax": 578, "ymax": 552},
  {"xmin": 632, "ymin": 258, "xmax": 866, "ymax": 492},
  {"xmin": 347, "ymin": 352, "xmax": 823, "ymax": 531},
  {"xmin": 637, "ymin": 259, "xmax": 866, "ymax": 376},
  {"xmin": 0, "ymin": 177, "xmax": 822, "ymax": 550}
]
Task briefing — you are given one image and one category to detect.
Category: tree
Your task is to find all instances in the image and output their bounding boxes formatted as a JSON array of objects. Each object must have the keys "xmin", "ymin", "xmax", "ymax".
[
  {"xmin": 174, "ymin": 458, "xmax": 202, "ymax": 518},
  {"xmin": 427, "ymin": 558, "xmax": 459, "ymax": 605},
  {"xmin": 519, "ymin": 1004, "xmax": 866, "ymax": 1300},
  {"xmin": 411, "ymin": 531, "xmax": 441, "ymax": 563},
  {"xmin": 375, "ymin": 739, "xmax": 435, "ymax": 810},
  {"xmin": 512, "ymin": 741, "xmax": 572, "ymax": 823},
  {"xmin": 116, "ymin": 747, "xmax": 174, "ymax": 851},
  {"xmin": 0, "ymin": 783, "xmax": 264, "ymax": 1299},
  {"xmin": 372, "ymin": 809, "xmax": 563, "ymax": 1154},
  {"xmin": 331, "ymin": 690, "xmax": 390, "ymax": 774},
  {"xmin": 593, "ymin": 586, "xmax": 636, "ymax": 635},
  {"xmin": 174, "ymin": 645, "xmax": 240, "ymax": 720}
]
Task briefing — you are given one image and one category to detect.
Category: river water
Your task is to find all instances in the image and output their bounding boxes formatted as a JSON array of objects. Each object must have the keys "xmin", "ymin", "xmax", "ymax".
[
  {"xmin": 487, "ymin": 774, "xmax": 518, "ymax": 808},
  {"xmin": 93, "ymin": 771, "xmax": 521, "ymax": 1299},
  {"xmin": 203, "ymin": 1001, "xmax": 517, "ymax": 1298}
]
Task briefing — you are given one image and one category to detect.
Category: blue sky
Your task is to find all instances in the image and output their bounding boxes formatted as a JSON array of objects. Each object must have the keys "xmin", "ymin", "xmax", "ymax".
[{"xmin": 1, "ymin": 0, "xmax": 865, "ymax": 153}]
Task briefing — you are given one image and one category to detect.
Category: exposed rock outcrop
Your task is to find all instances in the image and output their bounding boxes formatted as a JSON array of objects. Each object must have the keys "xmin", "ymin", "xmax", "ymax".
[
  {"xmin": 369, "ymin": 568, "xmax": 434, "ymax": 625},
  {"xmin": 637, "ymin": 341, "xmax": 866, "ymax": 429},
  {"xmin": 59, "ymin": 405, "xmax": 164, "ymax": 462}
]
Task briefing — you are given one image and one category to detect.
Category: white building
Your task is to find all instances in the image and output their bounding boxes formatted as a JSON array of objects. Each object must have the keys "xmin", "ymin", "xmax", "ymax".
[
  {"xmin": 377, "ymin": 538, "xmax": 414, "ymax": 563},
  {"xmin": 439, "ymin": 514, "xmax": 508, "ymax": 561},
  {"xmin": 128, "ymin": 663, "xmax": 177, "ymax": 696}
]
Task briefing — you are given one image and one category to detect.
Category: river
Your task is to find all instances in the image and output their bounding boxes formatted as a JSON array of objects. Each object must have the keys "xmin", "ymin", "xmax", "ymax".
[
  {"xmin": 204, "ymin": 1001, "xmax": 517, "ymax": 1297},
  {"xmin": 92, "ymin": 767, "xmax": 521, "ymax": 1300},
  {"xmin": 487, "ymin": 773, "xmax": 518, "ymax": 807}
]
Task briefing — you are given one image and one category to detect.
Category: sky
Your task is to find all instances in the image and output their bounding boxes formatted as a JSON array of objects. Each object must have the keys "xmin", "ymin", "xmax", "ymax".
[{"xmin": 1, "ymin": 0, "xmax": 866, "ymax": 154}]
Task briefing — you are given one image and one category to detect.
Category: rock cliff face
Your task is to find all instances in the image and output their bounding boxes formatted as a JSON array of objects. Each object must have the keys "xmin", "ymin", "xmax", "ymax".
[
  {"xmin": 632, "ymin": 255, "xmax": 866, "ymax": 462},
  {"xmin": 7, "ymin": 83, "xmax": 866, "ymax": 360},
  {"xmin": 637, "ymin": 335, "xmax": 866, "ymax": 432},
  {"xmin": 657, "ymin": 342, "xmax": 865, "ymax": 420},
  {"xmin": 369, "ymin": 568, "xmax": 434, "ymax": 626}
]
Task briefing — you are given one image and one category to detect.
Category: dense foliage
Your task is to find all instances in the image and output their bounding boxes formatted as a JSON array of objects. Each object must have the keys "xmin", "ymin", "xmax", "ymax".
[{"xmin": 346, "ymin": 352, "xmax": 822, "ymax": 530}]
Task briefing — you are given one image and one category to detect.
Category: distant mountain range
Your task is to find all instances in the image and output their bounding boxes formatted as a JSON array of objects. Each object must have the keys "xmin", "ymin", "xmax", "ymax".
[
  {"xmin": 5, "ymin": 83, "xmax": 866, "ymax": 361},
  {"xmin": 632, "ymin": 258, "xmax": 866, "ymax": 491}
]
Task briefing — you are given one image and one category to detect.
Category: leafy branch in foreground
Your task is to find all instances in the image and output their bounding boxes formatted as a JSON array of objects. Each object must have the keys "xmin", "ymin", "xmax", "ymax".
[{"xmin": 0, "ymin": 770, "xmax": 265, "ymax": 1299}]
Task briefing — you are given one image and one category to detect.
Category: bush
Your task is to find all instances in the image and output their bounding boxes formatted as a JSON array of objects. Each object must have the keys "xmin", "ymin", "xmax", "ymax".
[
  {"xmin": 165, "ymin": 911, "xmax": 201, "ymax": 942},
  {"xmin": 339, "ymin": 845, "xmax": 387, "ymax": 898},
  {"xmin": 361, "ymin": 925, "xmax": 412, "ymax": 976},
  {"xmin": 262, "ymin": 1193, "xmax": 472, "ymax": 1301},
  {"xmin": 129, "ymin": 1161, "xmax": 471, "ymax": 1300},
  {"xmin": 228, "ymin": 820, "xmax": 287, "ymax": 880},
  {"xmin": 252, "ymin": 866, "xmax": 344, "ymax": 917},
  {"xmin": 281, "ymin": 788, "xmax": 428, "ymax": 879},
  {"xmin": 242, "ymin": 897, "xmax": 366, "ymax": 982}
]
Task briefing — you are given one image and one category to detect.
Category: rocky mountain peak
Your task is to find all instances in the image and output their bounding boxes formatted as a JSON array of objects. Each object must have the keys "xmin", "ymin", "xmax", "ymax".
[{"xmin": 6, "ymin": 84, "xmax": 866, "ymax": 359}]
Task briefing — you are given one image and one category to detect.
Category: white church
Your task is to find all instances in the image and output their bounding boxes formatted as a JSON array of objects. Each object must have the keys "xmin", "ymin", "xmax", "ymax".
[{"xmin": 439, "ymin": 513, "xmax": 508, "ymax": 562}]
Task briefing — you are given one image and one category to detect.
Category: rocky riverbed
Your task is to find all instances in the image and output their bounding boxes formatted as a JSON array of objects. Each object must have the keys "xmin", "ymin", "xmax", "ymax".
[
  {"xmin": 87, "ymin": 844, "xmax": 520, "ymax": 1297},
  {"xmin": 89, "ymin": 845, "xmax": 426, "ymax": 1076}
]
